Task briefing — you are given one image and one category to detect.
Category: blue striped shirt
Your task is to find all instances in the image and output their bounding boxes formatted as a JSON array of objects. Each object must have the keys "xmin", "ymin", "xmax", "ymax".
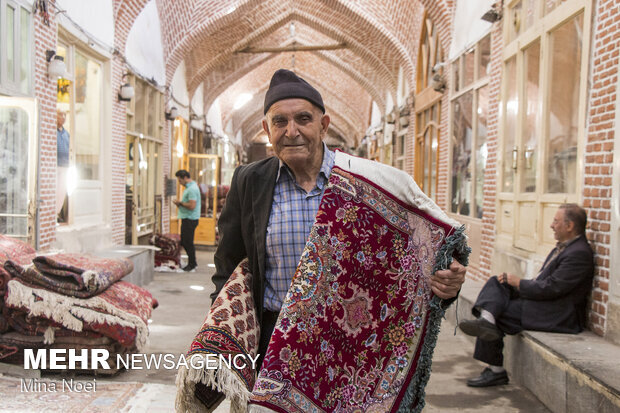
[{"xmin": 264, "ymin": 144, "xmax": 335, "ymax": 311}]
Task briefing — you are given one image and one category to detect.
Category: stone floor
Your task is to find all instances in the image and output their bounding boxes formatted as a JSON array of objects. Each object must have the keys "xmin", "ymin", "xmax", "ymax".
[{"xmin": 0, "ymin": 249, "xmax": 549, "ymax": 412}]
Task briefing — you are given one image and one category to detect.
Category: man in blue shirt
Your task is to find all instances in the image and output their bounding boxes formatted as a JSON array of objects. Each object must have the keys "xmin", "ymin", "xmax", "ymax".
[
  {"xmin": 57, "ymin": 111, "xmax": 70, "ymax": 167},
  {"xmin": 56, "ymin": 110, "xmax": 70, "ymax": 222},
  {"xmin": 174, "ymin": 169, "xmax": 201, "ymax": 271},
  {"xmin": 211, "ymin": 69, "xmax": 467, "ymax": 368}
]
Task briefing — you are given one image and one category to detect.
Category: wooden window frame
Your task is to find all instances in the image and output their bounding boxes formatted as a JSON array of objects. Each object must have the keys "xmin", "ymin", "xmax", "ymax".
[
  {"xmin": 414, "ymin": 13, "xmax": 444, "ymax": 200},
  {"xmin": 0, "ymin": 0, "xmax": 33, "ymax": 96},
  {"xmin": 125, "ymin": 75, "xmax": 164, "ymax": 243},
  {"xmin": 448, "ymin": 34, "xmax": 491, "ymax": 220},
  {"xmin": 497, "ymin": 0, "xmax": 592, "ymax": 254}
]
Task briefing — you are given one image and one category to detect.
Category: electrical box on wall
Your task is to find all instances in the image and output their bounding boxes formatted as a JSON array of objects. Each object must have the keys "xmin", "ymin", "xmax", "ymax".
[{"xmin": 165, "ymin": 178, "xmax": 177, "ymax": 197}]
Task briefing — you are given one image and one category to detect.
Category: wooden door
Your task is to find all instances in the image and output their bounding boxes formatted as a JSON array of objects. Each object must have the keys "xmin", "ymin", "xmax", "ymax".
[{"xmin": 186, "ymin": 154, "xmax": 220, "ymax": 246}]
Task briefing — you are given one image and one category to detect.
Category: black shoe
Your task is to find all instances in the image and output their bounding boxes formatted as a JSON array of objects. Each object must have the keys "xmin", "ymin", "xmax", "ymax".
[
  {"xmin": 467, "ymin": 367, "xmax": 509, "ymax": 387},
  {"xmin": 458, "ymin": 318, "xmax": 503, "ymax": 341},
  {"xmin": 182, "ymin": 264, "xmax": 197, "ymax": 272}
]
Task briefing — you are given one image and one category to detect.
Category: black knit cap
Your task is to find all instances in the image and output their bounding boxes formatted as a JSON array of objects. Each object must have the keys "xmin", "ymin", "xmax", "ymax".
[{"xmin": 263, "ymin": 69, "xmax": 325, "ymax": 114}]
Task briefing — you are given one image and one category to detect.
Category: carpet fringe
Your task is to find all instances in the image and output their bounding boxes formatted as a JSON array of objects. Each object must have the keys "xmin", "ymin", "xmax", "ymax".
[
  {"xmin": 43, "ymin": 326, "xmax": 55, "ymax": 344},
  {"xmin": 175, "ymin": 354, "xmax": 251, "ymax": 413},
  {"xmin": 81, "ymin": 270, "xmax": 98, "ymax": 292},
  {"xmin": 397, "ymin": 225, "xmax": 471, "ymax": 412},
  {"xmin": 5, "ymin": 280, "xmax": 149, "ymax": 351}
]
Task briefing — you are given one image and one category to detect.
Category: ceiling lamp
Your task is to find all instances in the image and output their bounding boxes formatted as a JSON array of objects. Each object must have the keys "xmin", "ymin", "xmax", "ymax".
[
  {"xmin": 46, "ymin": 50, "xmax": 67, "ymax": 80},
  {"xmin": 118, "ymin": 74, "xmax": 134, "ymax": 102},
  {"xmin": 165, "ymin": 106, "xmax": 179, "ymax": 121}
]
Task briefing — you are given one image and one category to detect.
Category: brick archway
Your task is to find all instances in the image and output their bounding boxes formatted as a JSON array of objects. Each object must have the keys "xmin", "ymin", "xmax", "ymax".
[
  {"xmin": 118, "ymin": 0, "xmax": 455, "ymax": 148},
  {"xmin": 155, "ymin": 0, "xmax": 422, "ymax": 141}
]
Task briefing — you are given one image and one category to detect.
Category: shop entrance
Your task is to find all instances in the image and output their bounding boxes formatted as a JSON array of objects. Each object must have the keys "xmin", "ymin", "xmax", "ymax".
[{"xmin": 0, "ymin": 97, "xmax": 38, "ymax": 246}]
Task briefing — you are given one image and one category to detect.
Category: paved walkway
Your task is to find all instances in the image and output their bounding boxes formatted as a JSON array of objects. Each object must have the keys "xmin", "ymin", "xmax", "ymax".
[
  {"xmin": 0, "ymin": 250, "xmax": 549, "ymax": 412},
  {"xmin": 425, "ymin": 323, "xmax": 549, "ymax": 412}
]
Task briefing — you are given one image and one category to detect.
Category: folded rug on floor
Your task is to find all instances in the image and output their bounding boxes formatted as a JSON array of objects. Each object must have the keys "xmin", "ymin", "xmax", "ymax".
[
  {"xmin": 4, "ymin": 279, "xmax": 158, "ymax": 351},
  {"xmin": 150, "ymin": 233, "xmax": 181, "ymax": 268},
  {"xmin": 249, "ymin": 152, "xmax": 470, "ymax": 413},
  {"xmin": 4, "ymin": 307, "xmax": 66, "ymax": 339},
  {"xmin": 3, "ymin": 253, "xmax": 133, "ymax": 298},
  {"xmin": 2, "ymin": 307, "xmax": 113, "ymax": 344},
  {"xmin": 0, "ymin": 234, "xmax": 36, "ymax": 333},
  {"xmin": 176, "ymin": 258, "xmax": 260, "ymax": 413}
]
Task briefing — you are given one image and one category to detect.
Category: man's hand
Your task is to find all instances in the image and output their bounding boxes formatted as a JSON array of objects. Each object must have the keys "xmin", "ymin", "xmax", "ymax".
[
  {"xmin": 430, "ymin": 260, "xmax": 466, "ymax": 299},
  {"xmin": 173, "ymin": 199, "xmax": 181, "ymax": 207},
  {"xmin": 499, "ymin": 272, "xmax": 520, "ymax": 290}
]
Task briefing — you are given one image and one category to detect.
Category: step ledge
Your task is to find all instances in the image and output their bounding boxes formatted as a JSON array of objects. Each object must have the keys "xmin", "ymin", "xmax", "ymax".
[
  {"xmin": 451, "ymin": 279, "xmax": 620, "ymax": 410},
  {"xmin": 92, "ymin": 246, "xmax": 154, "ymax": 288}
]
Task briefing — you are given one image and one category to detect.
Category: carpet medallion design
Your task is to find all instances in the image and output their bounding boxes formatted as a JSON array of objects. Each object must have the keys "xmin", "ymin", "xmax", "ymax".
[{"xmin": 249, "ymin": 161, "xmax": 469, "ymax": 413}]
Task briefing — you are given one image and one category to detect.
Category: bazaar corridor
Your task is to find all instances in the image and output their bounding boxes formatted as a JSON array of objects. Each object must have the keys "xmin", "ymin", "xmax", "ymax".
[{"xmin": 1, "ymin": 0, "xmax": 620, "ymax": 411}]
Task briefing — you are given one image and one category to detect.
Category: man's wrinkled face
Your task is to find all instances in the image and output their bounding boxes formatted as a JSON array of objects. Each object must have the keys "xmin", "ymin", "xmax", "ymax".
[
  {"xmin": 550, "ymin": 209, "xmax": 573, "ymax": 242},
  {"xmin": 262, "ymin": 99, "xmax": 329, "ymax": 171}
]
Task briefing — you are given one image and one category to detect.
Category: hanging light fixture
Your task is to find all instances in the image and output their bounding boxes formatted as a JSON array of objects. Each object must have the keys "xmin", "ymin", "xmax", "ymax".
[
  {"xmin": 481, "ymin": 1, "xmax": 503, "ymax": 23},
  {"xmin": 46, "ymin": 50, "xmax": 67, "ymax": 80},
  {"xmin": 165, "ymin": 106, "xmax": 178, "ymax": 121},
  {"xmin": 118, "ymin": 73, "xmax": 134, "ymax": 102}
]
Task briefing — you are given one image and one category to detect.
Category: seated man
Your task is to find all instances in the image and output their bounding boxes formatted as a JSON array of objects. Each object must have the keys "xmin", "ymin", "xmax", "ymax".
[{"xmin": 459, "ymin": 203, "xmax": 594, "ymax": 387}]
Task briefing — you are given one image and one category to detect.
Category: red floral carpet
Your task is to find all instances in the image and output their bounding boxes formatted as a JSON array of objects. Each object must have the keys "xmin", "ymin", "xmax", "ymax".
[
  {"xmin": 0, "ymin": 234, "xmax": 36, "ymax": 264},
  {"xmin": 250, "ymin": 153, "xmax": 469, "ymax": 413}
]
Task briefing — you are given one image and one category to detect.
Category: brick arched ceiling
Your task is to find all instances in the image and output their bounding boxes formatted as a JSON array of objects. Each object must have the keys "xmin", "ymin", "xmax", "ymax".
[
  {"xmin": 142, "ymin": 0, "xmax": 454, "ymax": 148},
  {"xmin": 218, "ymin": 52, "xmax": 369, "ymax": 148},
  {"xmin": 114, "ymin": 0, "xmax": 152, "ymax": 47}
]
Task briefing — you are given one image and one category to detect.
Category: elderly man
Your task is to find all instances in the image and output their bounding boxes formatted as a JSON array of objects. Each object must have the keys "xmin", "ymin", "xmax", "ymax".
[
  {"xmin": 211, "ymin": 69, "xmax": 466, "ymax": 367},
  {"xmin": 459, "ymin": 203, "xmax": 594, "ymax": 387}
]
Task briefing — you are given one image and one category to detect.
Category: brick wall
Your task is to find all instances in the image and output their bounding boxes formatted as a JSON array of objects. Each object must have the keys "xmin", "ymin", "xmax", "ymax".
[
  {"xmin": 113, "ymin": 0, "xmax": 152, "ymax": 245},
  {"xmin": 32, "ymin": 1, "xmax": 151, "ymax": 249},
  {"xmin": 584, "ymin": 0, "xmax": 619, "ymax": 335},
  {"xmin": 475, "ymin": 23, "xmax": 504, "ymax": 283},
  {"xmin": 33, "ymin": 11, "xmax": 58, "ymax": 250}
]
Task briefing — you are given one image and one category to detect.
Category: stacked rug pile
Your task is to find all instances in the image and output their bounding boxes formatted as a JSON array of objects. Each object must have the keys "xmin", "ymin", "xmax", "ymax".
[
  {"xmin": 0, "ymin": 235, "xmax": 158, "ymax": 374},
  {"xmin": 150, "ymin": 233, "xmax": 182, "ymax": 269}
]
